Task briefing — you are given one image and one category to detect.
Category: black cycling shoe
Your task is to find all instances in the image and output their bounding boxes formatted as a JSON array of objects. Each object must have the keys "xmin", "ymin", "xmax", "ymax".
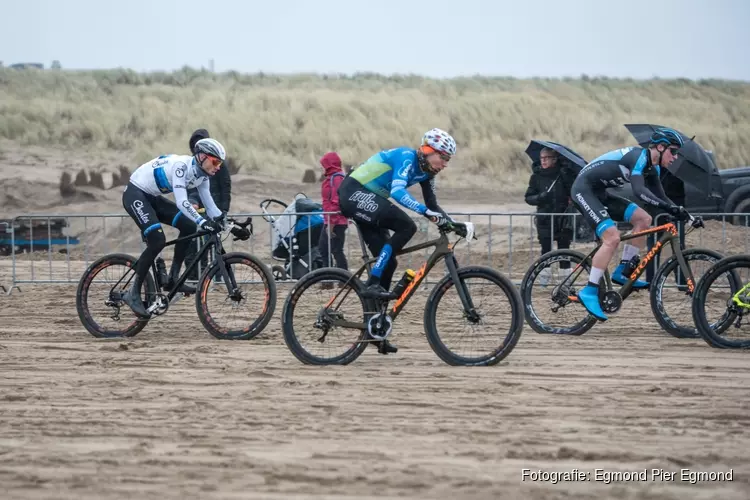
[
  {"xmin": 375, "ymin": 339, "xmax": 398, "ymax": 355},
  {"xmin": 360, "ymin": 284, "xmax": 396, "ymax": 301},
  {"xmin": 164, "ymin": 279, "xmax": 196, "ymax": 295},
  {"xmin": 121, "ymin": 285, "xmax": 150, "ymax": 319}
]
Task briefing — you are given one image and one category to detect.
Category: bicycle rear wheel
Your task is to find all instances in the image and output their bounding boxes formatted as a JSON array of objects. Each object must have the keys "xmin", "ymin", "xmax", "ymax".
[
  {"xmin": 692, "ymin": 254, "xmax": 748, "ymax": 348},
  {"xmin": 196, "ymin": 252, "xmax": 277, "ymax": 340},
  {"xmin": 423, "ymin": 266, "xmax": 524, "ymax": 366},
  {"xmin": 282, "ymin": 268, "xmax": 370, "ymax": 365},
  {"xmin": 520, "ymin": 249, "xmax": 604, "ymax": 336},
  {"xmin": 76, "ymin": 253, "xmax": 156, "ymax": 338}
]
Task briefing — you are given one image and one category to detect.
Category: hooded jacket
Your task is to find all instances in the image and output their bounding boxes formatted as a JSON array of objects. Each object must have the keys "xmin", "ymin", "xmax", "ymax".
[
  {"xmin": 524, "ymin": 160, "xmax": 577, "ymax": 235},
  {"xmin": 320, "ymin": 152, "xmax": 348, "ymax": 226}
]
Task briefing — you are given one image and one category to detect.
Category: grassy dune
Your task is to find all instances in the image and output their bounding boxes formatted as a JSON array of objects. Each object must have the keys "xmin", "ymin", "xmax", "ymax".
[{"xmin": 1, "ymin": 67, "xmax": 749, "ymax": 189}]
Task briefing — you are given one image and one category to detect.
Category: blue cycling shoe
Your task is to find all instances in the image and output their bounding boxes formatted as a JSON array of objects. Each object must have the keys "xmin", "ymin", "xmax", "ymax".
[
  {"xmin": 612, "ymin": 263, "xmax": 649, "ymax": 289},
  {"xmin": 577, "ymin": 284, "xmax": 608, "ymax": 321}
]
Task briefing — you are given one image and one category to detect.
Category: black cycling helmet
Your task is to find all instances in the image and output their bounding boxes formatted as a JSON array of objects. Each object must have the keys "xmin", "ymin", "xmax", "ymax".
[{"xmin": 650, "ymin": 127, "xmax": 684, "ymax": 148}]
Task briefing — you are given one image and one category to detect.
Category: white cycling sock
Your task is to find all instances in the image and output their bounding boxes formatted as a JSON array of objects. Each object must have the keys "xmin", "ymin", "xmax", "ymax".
[{"xmin": 589, "ymin": 267, "xmax": 605, "ymax": 286}]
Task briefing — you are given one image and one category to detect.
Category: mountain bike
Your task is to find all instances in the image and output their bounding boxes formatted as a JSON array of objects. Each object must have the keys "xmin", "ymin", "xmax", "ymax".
[
  {"xmin": 76, "ymin": 217, "xmax": 277, "ymax": 340},
  {"xmin": 692, "ymin": 254, "xmax": 748, "ymax": 348},
  {"xmin": 281, "ymin": 221, "xmax": 525, "ymax": 366},
  {"xmin": 521, "ymin": 213, "xmax": 728, "ymax": 338}
]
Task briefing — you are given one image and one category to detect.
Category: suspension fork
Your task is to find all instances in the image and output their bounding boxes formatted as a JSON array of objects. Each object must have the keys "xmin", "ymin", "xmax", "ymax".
[
  {"xmin": 212, "ymin": 239, "xmax": 238, "ymax": 294},
  {"xmin": 445, "ymin": 254, "xmax": 477, "ymax": 316},
  {"xmin": 670, "ymin": 235, "xmax": 696, "ymax": 293}
]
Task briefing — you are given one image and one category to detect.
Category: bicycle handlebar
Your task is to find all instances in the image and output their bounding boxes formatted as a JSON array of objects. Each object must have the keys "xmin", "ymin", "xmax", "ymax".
[
  {"xmin": 226, "ymin": 217, "xmax": 253, "ymax": 241},
  {"xmin": 441, "ymin": 221, "xmax": 478, "ymax": 241},
  {"xmin": 662, "ymin": 212, "xmax": 704, "ymax": 229},
  {"xmin": 227, "ymin": 216, "xmax": 253, "ymax": 230}
]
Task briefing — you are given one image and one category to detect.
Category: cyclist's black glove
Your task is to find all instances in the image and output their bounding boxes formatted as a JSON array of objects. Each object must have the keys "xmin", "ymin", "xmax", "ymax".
[
  {"xmin": 212, "ymin": 213, "xmax": 228, "ymax": 229},
  {"xmin": 667, "ymin": 205, "xmax": 690, "ymax": 221},
  {"xmin": 231, "ymin": 226, "xmax": 251, "ymax": 241},
  {"xmin": 200, "ymin": 220, "xmax": 222, "ymax": 234}
]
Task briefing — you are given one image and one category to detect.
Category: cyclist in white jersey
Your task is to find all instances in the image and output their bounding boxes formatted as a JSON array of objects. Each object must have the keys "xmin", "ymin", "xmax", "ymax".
[{"xmin": 121, "ymin": 138, "xmax": 229, "ymax": 318}]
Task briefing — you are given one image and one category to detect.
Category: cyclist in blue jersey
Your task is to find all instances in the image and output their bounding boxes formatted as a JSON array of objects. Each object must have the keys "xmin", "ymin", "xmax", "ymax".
[
  {"xmin": 338, "ymin": 129, "xmax": 457, "ymax": 353},
  {"xmin": 570, "ymin": 127, "xmax": 689, "ymax": 321}
]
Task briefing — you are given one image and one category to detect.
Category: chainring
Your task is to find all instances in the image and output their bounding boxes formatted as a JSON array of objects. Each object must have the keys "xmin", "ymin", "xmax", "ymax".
[
  {"xmin": 367, "ymin": 313, "xmax": 393, "ymax": 341},
  {"xmin": 601, "ymin": 291, "xmax": 622, "ymax": 314}
]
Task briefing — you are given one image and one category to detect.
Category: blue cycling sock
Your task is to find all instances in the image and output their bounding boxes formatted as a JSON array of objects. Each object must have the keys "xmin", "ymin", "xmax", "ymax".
[{"xmin": 371, "ymin": 244, "xmax": 393, "ymax": 279}]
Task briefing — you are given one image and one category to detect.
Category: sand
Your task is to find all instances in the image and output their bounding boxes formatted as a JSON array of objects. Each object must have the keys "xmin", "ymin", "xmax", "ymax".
[{"xmin": 1, "ymin": 143, "xmax": 749, "ymax": 499}]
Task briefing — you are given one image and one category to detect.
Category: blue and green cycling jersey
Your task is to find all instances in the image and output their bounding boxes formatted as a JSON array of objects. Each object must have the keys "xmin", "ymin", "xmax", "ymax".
[{"xmin": 349, "ymin": 147, "xmax": 431, "ymax": 214}]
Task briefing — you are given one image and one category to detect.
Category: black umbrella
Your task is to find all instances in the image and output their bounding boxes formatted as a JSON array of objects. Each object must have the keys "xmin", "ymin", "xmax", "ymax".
[
  {"xmin": 525, "ymin": 140, "xmax": 588, "ymax": 172},
  {"xmin": 624, "ymin": 123, "xmax": 722, "ymax": 199}
]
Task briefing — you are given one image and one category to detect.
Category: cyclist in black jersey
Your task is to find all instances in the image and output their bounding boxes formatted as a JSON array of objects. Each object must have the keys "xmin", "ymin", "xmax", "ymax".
[{"xmin": 570, "ymin": 127, "xmax": 688, "ymax": 321}]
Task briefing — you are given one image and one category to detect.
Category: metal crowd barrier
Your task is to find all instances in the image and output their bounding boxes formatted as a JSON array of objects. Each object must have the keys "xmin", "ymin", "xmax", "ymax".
[{"xmin": 2, "ymin": 210, "xmax": 749, "ymax": 295}]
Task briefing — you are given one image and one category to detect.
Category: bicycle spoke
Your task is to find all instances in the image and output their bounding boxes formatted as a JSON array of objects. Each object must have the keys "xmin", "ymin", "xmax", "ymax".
[{"xmin": 283, "ymin": 270, "xmax": 369, "ymax": 365}]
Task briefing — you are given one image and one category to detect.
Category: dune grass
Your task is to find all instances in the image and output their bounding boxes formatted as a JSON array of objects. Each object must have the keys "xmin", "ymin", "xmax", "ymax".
[{"xmin": 1, "ymin": 67, "xmax": 749, "ymax": 190}]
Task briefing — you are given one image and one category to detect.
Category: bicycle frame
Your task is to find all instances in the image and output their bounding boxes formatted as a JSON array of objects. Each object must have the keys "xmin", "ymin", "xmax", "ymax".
[
  {"xmin": 567, "ymin": 220, "xmax": 696, "ymax": 300},
  {"xmin": 111, "ymin": 229, "xmax": 237, "ymax": 304},
  {"xmin": 329, "ymin": 228, "xmax": 474, "ymax": 326}
]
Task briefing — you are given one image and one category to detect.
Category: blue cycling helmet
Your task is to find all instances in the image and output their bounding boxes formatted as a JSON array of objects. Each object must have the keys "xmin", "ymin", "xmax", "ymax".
[{"xmin": 650, "ymin": 127, "xmax": 684, "ymax": 148}]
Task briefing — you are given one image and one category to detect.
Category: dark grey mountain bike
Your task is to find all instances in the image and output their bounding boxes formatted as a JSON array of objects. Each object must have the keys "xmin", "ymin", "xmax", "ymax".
[{"xmin": 76, "ymin": 217, "xmax": 276, "ymax": 340}]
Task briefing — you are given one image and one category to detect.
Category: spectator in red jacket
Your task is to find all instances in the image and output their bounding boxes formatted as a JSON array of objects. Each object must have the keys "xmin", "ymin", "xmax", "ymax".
[{"xmin": 317, "ymin": 152, "xmax": 349, "ymax": 270}]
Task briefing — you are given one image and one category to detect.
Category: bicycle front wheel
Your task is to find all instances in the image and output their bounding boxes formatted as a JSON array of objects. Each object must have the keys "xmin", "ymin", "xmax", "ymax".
[
  {"xmin": 692, "ymin": 254, "xmax": 748, "ymax": 348},
  {"xmin": 424, "ymin": 266, "xmax": 524, "ymax": 366},
  {"xmin": 649, "ymin": 248, "xmax": 726, "ymax": 338},
  {"xmin": 196, "ymin": 252, "xmax": 277, "ymax": 340}
]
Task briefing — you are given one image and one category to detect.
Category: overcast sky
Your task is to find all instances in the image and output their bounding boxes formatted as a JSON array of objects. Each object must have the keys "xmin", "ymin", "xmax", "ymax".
[{"xmin": 3, "ymin": 0, "xmax": 749, "ymax": 80}]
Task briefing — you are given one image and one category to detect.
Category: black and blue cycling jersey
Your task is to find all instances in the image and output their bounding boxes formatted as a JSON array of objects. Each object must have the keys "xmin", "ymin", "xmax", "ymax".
[{"xmin": 571, "ymin": 146, "xmax": 673, "ymax": 236}]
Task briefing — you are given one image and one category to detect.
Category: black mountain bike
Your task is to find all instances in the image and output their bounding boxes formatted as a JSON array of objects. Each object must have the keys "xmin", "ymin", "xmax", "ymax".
[
  {"xmin": 281, "ymin": 222, "xmax": 524, "ymax": 366},
  {"xmin": 521, "ymin": 214, "xmax": 728, "ymax": 338},
  {"xmin": 76, "ymin": 217, "xmax": 276, "ymax": 340}
]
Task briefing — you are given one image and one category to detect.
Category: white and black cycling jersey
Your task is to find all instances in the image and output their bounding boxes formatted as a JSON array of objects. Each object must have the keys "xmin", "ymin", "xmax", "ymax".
[{"xmin": 129, "ymin": 154, "xmax": 222, "ymax": 225}]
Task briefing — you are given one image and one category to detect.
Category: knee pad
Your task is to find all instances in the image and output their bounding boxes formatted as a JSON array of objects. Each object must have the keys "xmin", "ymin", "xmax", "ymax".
[{"xmin": 144, "ymin": 224, "xmax": 166, "ymax": 252}]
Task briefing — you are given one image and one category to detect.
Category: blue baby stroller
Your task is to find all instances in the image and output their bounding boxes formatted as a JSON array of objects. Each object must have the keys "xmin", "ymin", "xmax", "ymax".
[{"xmin": 260, "ymin": 193, "xmax": 325, "ymax": 280}]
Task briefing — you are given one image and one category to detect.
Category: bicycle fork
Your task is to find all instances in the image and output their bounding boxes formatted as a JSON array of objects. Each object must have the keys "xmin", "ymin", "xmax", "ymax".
[
  {"xmin": 207, "ymin": 245, "xmax": 240, "ymax": 299},
  {"xmin": 445, "ymin": 255, "xmax": 480, "ymax": 322}
]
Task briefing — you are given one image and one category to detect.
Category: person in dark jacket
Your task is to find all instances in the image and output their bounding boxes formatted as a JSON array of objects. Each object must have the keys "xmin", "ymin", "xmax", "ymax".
[
  {"xmin": 525, "ymin": 148, "xmax": 577, "ymax": 282},
  {"xmin": 185, "ymin": 128, "xmax": 232, "ymax": 280}
]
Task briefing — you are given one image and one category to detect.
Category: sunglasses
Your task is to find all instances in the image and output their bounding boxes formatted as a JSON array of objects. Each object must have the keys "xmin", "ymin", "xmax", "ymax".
[
  {"xmin": 438, "ymin": 153, "xmax": 451, "ymax": 162},
  {"xmin": 668, "ymin": 147, "xmax": 680, "ymax": 156},
  {"xmin": 205, "ymin": 156, "xmax": 223, "ymax": 167}
]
